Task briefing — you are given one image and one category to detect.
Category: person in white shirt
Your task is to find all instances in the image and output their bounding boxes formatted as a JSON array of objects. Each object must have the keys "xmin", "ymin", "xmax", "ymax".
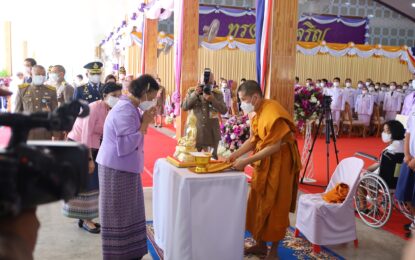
[
  {"xmin": 305, "ymin": 78, "xmax": 313, "ymax": 87},
  {"xmin": 366, "ymin": 120, "xmax": 405, "ymax": 172},
  {"xmin": 355, "ymin": 86, "xmax": 374, "ymax": 126},
  {"xmin": 321, "ymin": 78, "xmax": 329, "ymax": 95},
  {"xmin": 395, "ymin": 105, "xmax": 415, "ymax": 238},
  {"xmin": 327, "ymin": 77, "xmax": 343, "ymax": 127},
  {"xmin": 378, "ymin": 83, "xmax": 388, "ymax": 108},
  {"xmin": 342, "ymin": 78, "xmax": 355, "ymax": 110},
  {"xmin": 368, "ymin": 83, "xmax": 379, "ymax": 104},
  {"xmin": 383, "ymin": 82, "xmax": 403, "ymax": 121}
]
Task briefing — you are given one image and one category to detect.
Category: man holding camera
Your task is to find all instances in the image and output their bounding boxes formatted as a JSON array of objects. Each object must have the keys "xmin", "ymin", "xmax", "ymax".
[{"xmin": 182, "ymin": 69, "xmax": 227, "ymax": 159}]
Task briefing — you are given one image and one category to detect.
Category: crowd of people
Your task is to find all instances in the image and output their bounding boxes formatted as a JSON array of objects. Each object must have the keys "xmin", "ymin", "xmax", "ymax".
[{"xmin": 295, "ymin": 76, "xmax": 415, "ymax": 135}]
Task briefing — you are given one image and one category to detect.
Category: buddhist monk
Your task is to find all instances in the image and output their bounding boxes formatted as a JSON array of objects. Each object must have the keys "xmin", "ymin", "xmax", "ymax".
[{"xmin": 227, "ymin": 80, "xmax": 302, "ymax": 260}]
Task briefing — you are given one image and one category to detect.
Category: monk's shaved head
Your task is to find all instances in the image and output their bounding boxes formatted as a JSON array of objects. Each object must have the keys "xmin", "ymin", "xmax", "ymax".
[{"xmin": 238, "ymin": 80, "xmax": 263, "ymax": 97}]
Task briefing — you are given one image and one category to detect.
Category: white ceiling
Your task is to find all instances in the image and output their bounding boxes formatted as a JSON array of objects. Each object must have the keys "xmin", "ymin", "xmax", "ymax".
[{"xmin": 375, "ymin": 0, "xmax": 415, "ymax": 21}]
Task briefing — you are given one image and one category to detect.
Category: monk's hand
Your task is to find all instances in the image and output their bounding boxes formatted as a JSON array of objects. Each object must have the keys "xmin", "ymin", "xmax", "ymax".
[
  {"xmin": 88, "ymin": 160, "xmax": 95, "ymax": 174},
  {"xmin": 226, "ymin": 152, "xmax": 238, "ymax": 163},
  {"xmin": 232, "ymin": 158, "xmax": 248, "ymax": 171}
]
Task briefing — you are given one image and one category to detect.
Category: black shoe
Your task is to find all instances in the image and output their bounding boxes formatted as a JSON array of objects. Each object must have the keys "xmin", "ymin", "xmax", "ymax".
[
  {"xmin": 404, "ymin": 223, "xmax": 412, "ymax": 231},
  {"xmin": 94, "ymin": 223, "xmax": 101, "ymax": 228},
  {"xmin": 78, "ymin": 219, "xmax": 84, "ymax": 228},
  {"xmin": 82, "ymin": 222, "xmax": 100, "ymax": 234}
]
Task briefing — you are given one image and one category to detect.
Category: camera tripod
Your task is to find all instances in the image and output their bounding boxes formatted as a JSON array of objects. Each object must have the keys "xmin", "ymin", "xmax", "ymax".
[{"xmin": 300, "ymin": 99, "xmax": 339, "ymax": 187}]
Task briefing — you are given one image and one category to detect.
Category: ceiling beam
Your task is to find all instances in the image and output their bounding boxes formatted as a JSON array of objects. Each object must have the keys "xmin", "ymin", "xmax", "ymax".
[{"xmin": 373, "ymin": 0, "xmax": 415, "ymax": 23}]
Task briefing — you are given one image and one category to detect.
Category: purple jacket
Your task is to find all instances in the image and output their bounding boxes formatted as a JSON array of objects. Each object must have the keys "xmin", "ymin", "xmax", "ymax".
[{"xmin": 96, "ymin": 96, "xmax": 144, "ymax": 174}]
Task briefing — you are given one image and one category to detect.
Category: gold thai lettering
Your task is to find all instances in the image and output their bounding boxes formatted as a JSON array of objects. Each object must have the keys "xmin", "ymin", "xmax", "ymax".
[
  {"xmin": 297, "ymin": 28, "xmax": 305, "ymax": 41},
  {"xmin": 228, "ymin": 23, "xmax": 241, "ymax": 38},
  {"xmin": 228, "ymin": 23, "xmax": 256, "ymax": 38},
  {"xmin": 297, "ymin": 21, "xmax": 331, "ymax": 42},
  {"xmin": 240, "ymin": 24, "xmax": 250, "ymax": 38},
  {"xmin": 249, "ymin": 24, "xmax": 255, "ymax": 38}
]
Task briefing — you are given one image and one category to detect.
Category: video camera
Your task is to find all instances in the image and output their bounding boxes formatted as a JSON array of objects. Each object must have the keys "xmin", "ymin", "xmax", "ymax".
[
  {"xmin": 0, "ymin": 100, "xmax": 90, "ymax": 217},
  {"xmin": 202, "ymin": 68, "xmax": 212, "ymax": 95},
  {"xmin": 322, "ymin": 95, "xmax": 332, "ymax": 110}
]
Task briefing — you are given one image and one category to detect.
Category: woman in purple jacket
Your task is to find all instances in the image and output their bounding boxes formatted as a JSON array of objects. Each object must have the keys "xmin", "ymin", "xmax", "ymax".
[{"xmin": 96, "ymin": 74, "xmax": 159, "ymax": 259}]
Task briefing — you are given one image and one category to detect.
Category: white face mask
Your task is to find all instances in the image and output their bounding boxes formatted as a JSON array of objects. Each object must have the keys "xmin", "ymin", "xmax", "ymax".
[
  {"xmin": 362, "ymin": 90, "xmax": 368, "ymax": 95},
  {"xmin": 412, "ymin": 81, "xmax": 415, "ymax": 88},
  {"xmin": 25, "ymin": 66, "xmax": 32, "ymax": 74},
  {"xmin": 32, "ymin": 75, "xmax": 45, "ymax": 86},
  {"xmin": 375, "ymin": 85, "xmax": 380, "ymax": 90},
  {"xmin": 381, "ymin": 87, "xmax": 386, "ymax": 91},
  {"xmin": 345, "ymin": 82, "xmax": 351, "ymax": 88},
  {"xmin": 49, "ymin": 73, "xmax": 59, "ymax": 83},
  {"xmin": 403, "ymin": 86, "xmax": 408, "ymax": 90},
  {"xmin": 358, "ymin": 84, "xmax": 363, "ymax": 88},
  {"xmin": 333, "ymin": 82, "xmax": 339, "ymax": 87},
  {"xmin": 138, "ymin": 94, "xmax": 157, "ymax": 111},
  {"xmin": 105, "ymin": 95, "xmax": 119, "ymax": 108},
  {"xmin": 241, "ymin": 101, "xmax": 255, "ymax": 114},
  {"xmin": 90, "ymin": 75, "xmax": 101, "ymax": 84},
  {"xmin": 306, "ymin": 82, "xmax": 310, "ymax": 87},
  {"xmin": 368, "ymin": 87, "xmax": 375, "ymax": 92},
  {"xmin": 381, "ymin": 132, "xmax": 391, "ymax": 143},
  {"xmin": 390, "ymin": 85, "xmax": 396, "ymax": 91},
  {"xmin": 365, "ymin": 82, "xmax": 370, "ymax": 87},
  {"xmin": 320, "ymin": 83, "xmax": 326, "ymax": 87}
]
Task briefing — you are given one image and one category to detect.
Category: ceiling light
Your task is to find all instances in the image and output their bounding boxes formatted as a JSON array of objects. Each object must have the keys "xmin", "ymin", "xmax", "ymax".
[{"xmin": 412, "ymin": 3, "xmax": 415, "ymax": 8}]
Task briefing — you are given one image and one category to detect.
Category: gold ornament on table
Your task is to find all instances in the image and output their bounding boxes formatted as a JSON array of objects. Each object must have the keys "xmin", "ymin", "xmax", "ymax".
[{"xmin": 171, "ymin": 111, "xmax": 198, "ymax": 164}]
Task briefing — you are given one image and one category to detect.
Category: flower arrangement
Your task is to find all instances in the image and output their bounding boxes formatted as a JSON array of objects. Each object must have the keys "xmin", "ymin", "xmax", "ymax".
[
  {"xmin": 220, "ymin": 115, "xmax": 250, "ymax": 155},
  {"xmin": 294, "ymin": 85, "xmax": 323, "ymax": 131}
]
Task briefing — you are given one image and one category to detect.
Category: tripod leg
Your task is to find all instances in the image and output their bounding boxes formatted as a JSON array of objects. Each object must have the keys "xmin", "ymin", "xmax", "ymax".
[
  {"xmin": 300, "ymin": 113, "xmax": 324, "ymax": 184},
  {"xmin": 328, "ymin": 110, "xmax": 340, "ymax": 164}
]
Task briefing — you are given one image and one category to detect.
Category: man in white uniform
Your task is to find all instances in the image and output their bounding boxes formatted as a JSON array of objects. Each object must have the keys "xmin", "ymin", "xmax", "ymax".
[
  {"xmin": 383, "ymin": 82, "xmax": 403, "ymax": 121},
  {"xmin": 355, "ymin": 86, "xmax": 374, "ymax": 126}
]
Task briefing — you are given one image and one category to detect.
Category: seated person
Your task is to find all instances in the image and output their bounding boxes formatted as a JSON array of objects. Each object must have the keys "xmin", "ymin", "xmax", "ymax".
[{"xmin": 366, "ymin": 120, "xmax": 405, "ymax": 173}]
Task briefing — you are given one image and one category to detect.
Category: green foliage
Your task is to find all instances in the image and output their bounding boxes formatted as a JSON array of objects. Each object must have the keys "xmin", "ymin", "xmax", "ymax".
[{"xmin": 0, "ymin": 69, "xmax": 9, "ymax": 77}]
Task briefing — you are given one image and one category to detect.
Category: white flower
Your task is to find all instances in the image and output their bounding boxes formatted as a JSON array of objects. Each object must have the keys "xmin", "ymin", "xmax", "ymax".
[
  {"xmin": 310, "ymin": 96, "xmax": 317, "ymax": 103},
  {"xmin": 230, "ymin": 134, "xmax": 236, "ymax": 140}
]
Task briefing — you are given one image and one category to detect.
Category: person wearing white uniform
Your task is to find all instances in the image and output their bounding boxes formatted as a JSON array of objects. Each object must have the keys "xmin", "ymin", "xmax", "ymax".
[
  {"xmin": 342, "ymin": 78, "xmax": 355, "ymax": 110},
  {"xmin": 305, "ymin": 78, "xmax": 313, "ymax": 87},
  {"xmin": 355, "ymin": 86, "xmax": 374, "ymax": 126},
  {"xmin": 368, "ymin": 83, "xmax": 379, "ymax": 104},
  {"xmin": 327, "ymin": 77, "xmax": 343, "ymax": 127},
  {"xmin": 383, "ymin": 82, "xmax": 403, "ymax": 121},
  {"xmin": 378, "ymin": 83, "xmax": 388, "ymax": 108},
  {"xmin": 401, "ymin": 92, "xmax": 415, "ymax": 115},
  {"xmin": 395, "ymin": 105, "xmax": 415, "ymax": 238}
]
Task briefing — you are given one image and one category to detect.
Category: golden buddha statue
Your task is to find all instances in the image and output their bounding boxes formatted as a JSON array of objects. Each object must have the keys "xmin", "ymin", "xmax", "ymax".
[{"xmin": 174, "ymin": 111, "xmax": 198, "ymax": 162}]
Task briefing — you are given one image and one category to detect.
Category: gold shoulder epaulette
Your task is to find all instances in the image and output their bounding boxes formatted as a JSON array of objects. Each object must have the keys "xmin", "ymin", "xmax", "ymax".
[
  {"xmin": 213, "ymin": 88, "xmax": 222, "ymax": 94},
  {"xmin": 18, "ymin": 83, "xmax": 30, "ymax": 89},
  {"xmin": 45, "ymin": 85, "xmax": 56, "ymax": 91}
]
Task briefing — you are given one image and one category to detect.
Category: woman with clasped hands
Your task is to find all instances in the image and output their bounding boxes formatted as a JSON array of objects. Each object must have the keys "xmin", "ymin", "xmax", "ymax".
[{"xmin": 96, "ymin": 74, "xmax": 159, "ymax": 259}]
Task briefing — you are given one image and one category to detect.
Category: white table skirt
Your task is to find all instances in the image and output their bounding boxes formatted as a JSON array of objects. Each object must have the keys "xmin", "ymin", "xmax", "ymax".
[{"xmin": 153, "ymin": 158, "xmax": 248, "ymax": 260}]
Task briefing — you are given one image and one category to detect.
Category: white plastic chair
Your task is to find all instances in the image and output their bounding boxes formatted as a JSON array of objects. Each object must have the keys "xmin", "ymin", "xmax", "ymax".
[{"xmin": 294, "ymin": 157, "xmax": 364, "ymax": 253}]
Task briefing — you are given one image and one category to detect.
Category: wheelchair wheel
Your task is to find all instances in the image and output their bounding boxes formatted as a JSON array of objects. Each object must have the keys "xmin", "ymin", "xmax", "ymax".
[
  {"xmin": 354, "ymin": 173, "xmax": 392, "ymax": 228},
  {"xmin": 394, "ymin": 198, "xmax": 414, "ymax": 222}
]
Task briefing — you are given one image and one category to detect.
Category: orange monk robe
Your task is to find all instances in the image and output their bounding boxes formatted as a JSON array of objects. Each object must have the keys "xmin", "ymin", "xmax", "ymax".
[{"xmin": 246, "ymin": 99, "xmax": 302, "ymax": 242}]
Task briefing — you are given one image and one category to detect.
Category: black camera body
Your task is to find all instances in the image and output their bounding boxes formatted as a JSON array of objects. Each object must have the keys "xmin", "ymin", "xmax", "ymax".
[
  {"xmin": 202, "ymin": 68, "xmax": 212, "ymax": 95},
  {"xmin": 0, "ymin": 100, "xmax": 90, "ymax": 217},
  {"xmin": 323, "ymin": 95, "xmax": 332, "ymax": 110}
]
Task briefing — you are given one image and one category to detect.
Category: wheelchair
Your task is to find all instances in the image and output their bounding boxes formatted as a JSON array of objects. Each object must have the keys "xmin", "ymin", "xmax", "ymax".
[{"xmin": 354, "ymin": 151, "xmax": 414, "ymax": 228}]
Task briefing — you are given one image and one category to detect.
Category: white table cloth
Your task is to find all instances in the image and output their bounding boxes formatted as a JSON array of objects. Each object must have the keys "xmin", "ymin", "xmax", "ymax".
[{"xmin": 153, "ymin": 158, "xmax": 248, "ymax": 260}]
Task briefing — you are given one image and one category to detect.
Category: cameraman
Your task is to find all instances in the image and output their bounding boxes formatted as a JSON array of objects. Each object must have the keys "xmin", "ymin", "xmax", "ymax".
[
  {"xmin": 0, "ymin": 87, "xmax": 39, "ymax": 260},
  {"xmin": 182, "ymin": 70, "xmax": 227, "ymax": 159}
]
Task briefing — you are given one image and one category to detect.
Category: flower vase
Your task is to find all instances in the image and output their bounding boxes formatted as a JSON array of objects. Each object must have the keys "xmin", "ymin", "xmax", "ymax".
[{"xmin": 300, "ymin": 121, "xmax": 316, "ymax": 183}]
